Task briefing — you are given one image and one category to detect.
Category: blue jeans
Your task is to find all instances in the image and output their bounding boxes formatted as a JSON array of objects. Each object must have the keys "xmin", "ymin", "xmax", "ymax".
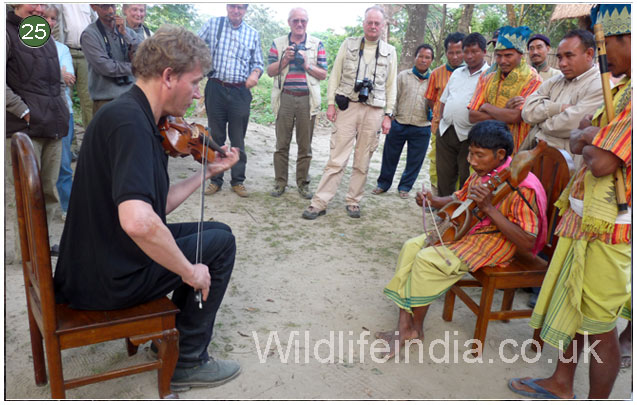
[
  {"xmin": 376, "ymin": 121, "xmax": 431, "ymax": 192},
  {"xmin": 56, "ymin": 113, "xmax": 74, "ymax": 213}
]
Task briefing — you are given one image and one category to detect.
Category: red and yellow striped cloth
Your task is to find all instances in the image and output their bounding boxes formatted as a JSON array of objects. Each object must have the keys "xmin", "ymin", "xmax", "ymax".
[
  {"xmin": 425, "ymin": 65, "xmax": 453, "ymax": 134},
  {"xmin": 446, "ymin": 173, "xmax": 540, "ymax": 271},
  {"xmin": 556, "ymin": 82, "xmax": 632, "ymax": 245},
  {"xmin": 468, "ymin": 67, "xmax": 542, "ymax": 152}
]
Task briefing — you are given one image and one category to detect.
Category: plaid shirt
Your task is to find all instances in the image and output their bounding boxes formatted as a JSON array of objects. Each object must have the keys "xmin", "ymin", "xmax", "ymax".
[{"xmin": 198, "ymin": 16, "xmax": 264, "ymax": 84}]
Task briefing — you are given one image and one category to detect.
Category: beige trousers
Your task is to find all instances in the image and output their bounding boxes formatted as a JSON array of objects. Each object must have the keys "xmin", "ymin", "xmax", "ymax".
[
  {"xmin": 310, "ymin": 102, "xmax": 384, "ymax": 210},
  {"xmin": 5, "ymin": 137, "xmax": 62, "ymax": 259}
]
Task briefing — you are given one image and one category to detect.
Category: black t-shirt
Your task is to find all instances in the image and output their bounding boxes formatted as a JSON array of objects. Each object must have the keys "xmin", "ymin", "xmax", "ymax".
[{"xmin": 54, "ymin": 86, "xmax": 170, "ymax": 310}]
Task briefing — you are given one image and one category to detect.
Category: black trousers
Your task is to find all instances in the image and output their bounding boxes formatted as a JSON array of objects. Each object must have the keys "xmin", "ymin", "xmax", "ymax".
[
  {"xmin": 146, "ymin": 221, "xmax": 236, "ymax": 368},
  {"xmin": 204, "ymin": 79, "xmax": 252, "ymax": 187},
  {"xmin": 435, "ymin": 125, "xmax": 470, "ymax": 197}
]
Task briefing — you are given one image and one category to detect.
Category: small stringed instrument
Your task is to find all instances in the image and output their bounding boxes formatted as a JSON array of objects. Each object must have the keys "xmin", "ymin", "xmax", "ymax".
[{"xmin": 425, "ymin": 140, "xmax": 547, "ymax": 246}]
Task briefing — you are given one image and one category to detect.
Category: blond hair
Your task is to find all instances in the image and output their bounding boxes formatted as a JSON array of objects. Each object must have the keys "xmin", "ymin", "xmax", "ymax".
[{"xmin": 132, "ymin": 25, "xmax": 211, "ymax": 79}]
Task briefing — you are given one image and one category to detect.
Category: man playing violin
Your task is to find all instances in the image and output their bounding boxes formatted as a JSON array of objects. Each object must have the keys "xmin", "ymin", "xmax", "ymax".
[
  {"xmin": 376, "ymin": 120, "xmax": 547, "ymax": 359},
  {"xmin": 54, "ymin": 25, "xmax": 242, "ymax": 392}
]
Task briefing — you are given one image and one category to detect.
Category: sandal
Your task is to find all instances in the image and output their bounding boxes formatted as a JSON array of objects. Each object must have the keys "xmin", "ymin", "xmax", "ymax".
[
  {"xmin": 371, "ymin": 187, "xmax": 386, "ymax": 195},
  {"xmin": 345, "ymin": 205, "xmax": 361, "ymax": 218},
  {"xmin": 399, "ymin": 190, "xmax": 409, "ymax": 199}
]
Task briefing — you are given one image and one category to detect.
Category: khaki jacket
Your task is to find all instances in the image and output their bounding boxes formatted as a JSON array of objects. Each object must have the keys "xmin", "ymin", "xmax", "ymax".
[{"xmin": 270, "ymin": 34, "xmax": 322, "ymax": 116}]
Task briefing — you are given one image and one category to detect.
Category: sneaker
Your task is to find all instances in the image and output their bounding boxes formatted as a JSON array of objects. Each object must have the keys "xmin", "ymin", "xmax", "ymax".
[
  {"xmin": 231, "ymin": 184, "xmax": 249, "ymax": 198},
  {"xmin": 345, "ymin": 205, "xmax": 361, "ymax": 219},
  {"xmin": 302, "ymin": 206, "xmax": 326, "ymax": 220},
  {"xmin": 297, "ymin": 185, "xmax": 313, "ymax": 200},
  {"xmin": 270, "ymin": 185, "xmax": 286, "ymax": 197},
  {"xmin": 205, "ymin": 183, "xmax": 221, "ymax": 196},
  {"xmin": 170, "ymin": 358, "xmax": 241, "ymax": 392}
]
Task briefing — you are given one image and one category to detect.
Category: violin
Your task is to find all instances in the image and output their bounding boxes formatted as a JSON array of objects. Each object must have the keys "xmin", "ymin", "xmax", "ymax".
[
  {"xmin": 424, "ymin": 140, "xmax": 547, "ymax": 246},
  {"xmin": 158, "ymin": 116, "xmax": 226, "ymax": 163}
]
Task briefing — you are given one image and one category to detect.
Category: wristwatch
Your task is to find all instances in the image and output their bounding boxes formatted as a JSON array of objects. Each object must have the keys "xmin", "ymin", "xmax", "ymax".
[{"xmin": 385, "ymin": 112, "xmax": 394, "ymax": 119}]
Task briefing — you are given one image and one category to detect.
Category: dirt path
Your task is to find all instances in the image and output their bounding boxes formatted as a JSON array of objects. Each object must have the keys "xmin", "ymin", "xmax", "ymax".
[{"xmin": 4, "ymin": 119, "xmax": 631, "ymax": 399}]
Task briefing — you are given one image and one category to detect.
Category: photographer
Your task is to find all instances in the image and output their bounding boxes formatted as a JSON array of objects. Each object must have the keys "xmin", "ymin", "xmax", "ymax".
[
  {"xmin": 267, "ymin": 8, "xmax": 327, "ymax": 199},
  {"xmin": 82, "ymin": 4, "xmax": 140, "ymax": 113},
  {"xmin": 302, "ymin": 5, "xmax": 397, "ymax": 220}
]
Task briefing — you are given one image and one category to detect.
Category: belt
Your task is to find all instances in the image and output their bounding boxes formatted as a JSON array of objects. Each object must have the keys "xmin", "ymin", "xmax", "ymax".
[
  {"xmin": 211, "ymin": 78, "xmax": 245, "ymax": 88},
  {"xmin": 282, "ymin": 89, "xmax": 310, "ymax": 97},
  {"xmin": 68, "ymin": 46, "xmax": 82, "ymax": 51}
]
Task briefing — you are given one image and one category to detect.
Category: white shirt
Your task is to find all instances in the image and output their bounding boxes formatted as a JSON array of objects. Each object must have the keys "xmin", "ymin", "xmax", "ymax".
[
  {"xmin": 439, "ymin": 61, "xmax": 489, "ymax": 141},
  {"xmin": 60, "ymin": 4, "xmax": 96, "ymax": 49}
]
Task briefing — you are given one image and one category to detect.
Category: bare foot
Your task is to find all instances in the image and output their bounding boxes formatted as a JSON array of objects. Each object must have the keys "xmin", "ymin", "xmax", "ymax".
[
  {"xmin": 510, "ymin": 377, "xmax": 573, "ymax": 399},
  {"xmin": 374, "ymin": 329, "xmax": 423, "ymax": 360}
]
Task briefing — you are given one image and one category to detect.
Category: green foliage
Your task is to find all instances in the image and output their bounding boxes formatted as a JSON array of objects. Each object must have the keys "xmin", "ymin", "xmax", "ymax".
[
  {"xmin": 145, "ymin": 4, "xmax": 204, "ymax": 33},
  {"xmin": 244, "ymin": 4, "xmax": 288, "ymax": 61},
  {"xmin": 249, "ymin": 75, "xmax": 276, "ymax": 125}
]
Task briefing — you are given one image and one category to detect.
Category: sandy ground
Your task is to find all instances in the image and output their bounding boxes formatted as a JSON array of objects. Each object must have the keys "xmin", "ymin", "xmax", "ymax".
[{"xmin": 4, "ymin": 116, "xmax": 632, "ymax": 400}]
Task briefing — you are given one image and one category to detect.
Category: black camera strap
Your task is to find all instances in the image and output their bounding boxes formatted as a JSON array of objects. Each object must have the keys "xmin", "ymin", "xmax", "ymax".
[
  {"xmin": 355, "ymin": 37, "xmax": 379, "ymax": 89},
  {"xmin": 96, "ymin": 19, "xmax": 128, "ymax": 61}
]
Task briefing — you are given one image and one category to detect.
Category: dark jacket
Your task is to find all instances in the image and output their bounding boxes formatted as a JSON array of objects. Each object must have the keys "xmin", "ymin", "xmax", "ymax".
[{"xmin": 6, "ymin": 11, "xmax": 69, "ymax": 138}]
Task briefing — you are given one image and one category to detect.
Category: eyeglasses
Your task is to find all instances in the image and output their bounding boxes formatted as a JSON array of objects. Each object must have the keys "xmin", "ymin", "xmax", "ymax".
[{"xmin": 291, "ymin": 19, "xmax": 307, "ymax": 25}]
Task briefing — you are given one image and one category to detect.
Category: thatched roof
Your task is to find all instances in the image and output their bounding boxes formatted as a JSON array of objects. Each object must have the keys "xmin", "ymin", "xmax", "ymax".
[{"xmin": 551, "ymin": 4, "xmax": 593, "ymax": 20}]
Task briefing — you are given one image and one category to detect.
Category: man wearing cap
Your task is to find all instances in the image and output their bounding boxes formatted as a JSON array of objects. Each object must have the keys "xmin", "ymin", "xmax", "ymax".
[
  {"xmin": 527, "ymin": 34, "xmax": 560, "ymax": 81},
  {"xmin": 468, "ymin": 26, "xmax": 543, "ymax": 152},
  {"xmin": 509, "ymin": 4, "xmax": 631, "ymax": 399},
  {"xmin": 521, "ymin": 29, "xmax": 604, "ymax": 161}
]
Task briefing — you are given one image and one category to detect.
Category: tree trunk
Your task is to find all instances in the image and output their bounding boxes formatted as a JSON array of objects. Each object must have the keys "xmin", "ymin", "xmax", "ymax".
[
  {"xmin": 505, "ymin": 4, "xmax": 516, "ymax": 26},
  {"xmin": 457, "ymin": 4, "xmax": 474, "ymax": 34},
  {"xmin": 434, "ymin": 4, "xmax": 447, "ymax": 66},
  {"xmin": 398, "ymin": 4, "xmax": 429, "ymax": 72},
  {"xmin": 382, "ymin": 4, "xmax": 403, "ymax": 43}
]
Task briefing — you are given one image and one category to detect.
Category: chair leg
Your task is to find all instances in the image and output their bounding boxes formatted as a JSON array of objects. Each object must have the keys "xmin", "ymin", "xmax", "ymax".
[
  {"xmin": 44, "ymin": 337, "xmax": 66, "ymax": 399},
  {"xmin": 156, "ymin": 328, "xmax": 179, "ymax": 399},
  {"xmin": 27, "ymin": 309, "xmax": 47, "ymax": 386},
  {"xmin": 442, "ymin": 288, "xmax": 456, "ymax": 322},
  {"xmin": 500, "ymin": 289, "xmax": 515, "ymax": 323},
  {"xmin": 472, "ymin": 277, "xmax": 496, "ymax": 357},
  {"xmin": 126, "ymin": 338, "xmax": 139, "ymax": 356}
]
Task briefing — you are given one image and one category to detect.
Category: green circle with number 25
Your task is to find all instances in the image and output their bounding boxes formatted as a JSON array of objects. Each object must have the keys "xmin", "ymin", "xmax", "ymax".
[{"xmin": 19, "ymin": 15, "xmax": 51, "ymax": 48}]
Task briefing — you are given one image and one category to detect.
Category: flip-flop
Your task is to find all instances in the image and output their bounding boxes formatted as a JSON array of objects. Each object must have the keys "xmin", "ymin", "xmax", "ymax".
[
  {"xmin": 508, "ymin": 378, "xmax": 576, "ymax": 399},
  {"xmin": 620, "ymin": 354, "xmax": 632, "ymax": 368}
]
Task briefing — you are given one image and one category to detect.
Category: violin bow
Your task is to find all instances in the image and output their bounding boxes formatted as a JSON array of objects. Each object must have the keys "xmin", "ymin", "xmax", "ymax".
[
  {"xmin": 421, "ymin": 184, "xmax": 452, "ymax": 266},
  {"xmin": 593, "ymin": 23, "xmax": 629, "ymax": 214}
]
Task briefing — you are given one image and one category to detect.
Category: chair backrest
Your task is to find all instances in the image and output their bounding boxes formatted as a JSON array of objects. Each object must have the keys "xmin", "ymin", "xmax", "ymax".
[
  {"xmin": 11, "ymin": 133, "xmax": 58, "ymax": 337},
  {"xmin": 530, "ymin": 145, "xmax": 575, "ymax": 259}
]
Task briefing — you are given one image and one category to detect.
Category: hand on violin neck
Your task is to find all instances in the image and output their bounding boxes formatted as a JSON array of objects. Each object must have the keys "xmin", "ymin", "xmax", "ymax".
[{"xmin": 204, "ymin": 146, "xmax": 240, "ymax": 179}]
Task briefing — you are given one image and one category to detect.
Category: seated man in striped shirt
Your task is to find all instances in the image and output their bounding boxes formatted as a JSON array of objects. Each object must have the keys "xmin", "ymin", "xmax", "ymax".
[
  {"xmin": 376, "ymin": 120, "xmax": 547, "ymax": 359},
  {"xmin": 267, "ymin": 7, "xmax": 328, "ymax": 199}
]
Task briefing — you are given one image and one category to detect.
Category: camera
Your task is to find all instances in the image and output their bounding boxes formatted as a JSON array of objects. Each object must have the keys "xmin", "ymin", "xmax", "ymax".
[
  {"xmin": 291, "ymin": 43, "xmax": 306, "ymax": 67},
  {"xmin": 354, "ymin": 78, "xmax": 374, "ymax": 102},
  {"xmin": 115, "ymin": 76, "xmax": 132, "ymax": 86}
]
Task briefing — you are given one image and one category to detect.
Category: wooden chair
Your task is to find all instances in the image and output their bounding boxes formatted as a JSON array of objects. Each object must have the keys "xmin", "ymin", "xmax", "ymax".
[
  {"xmin": 11, "ymin": 132, "xmax": 180, "ymax": 399},
  {"xmin": 442, "ymin": 145, "xmax": 574, "ymax": 356}
]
